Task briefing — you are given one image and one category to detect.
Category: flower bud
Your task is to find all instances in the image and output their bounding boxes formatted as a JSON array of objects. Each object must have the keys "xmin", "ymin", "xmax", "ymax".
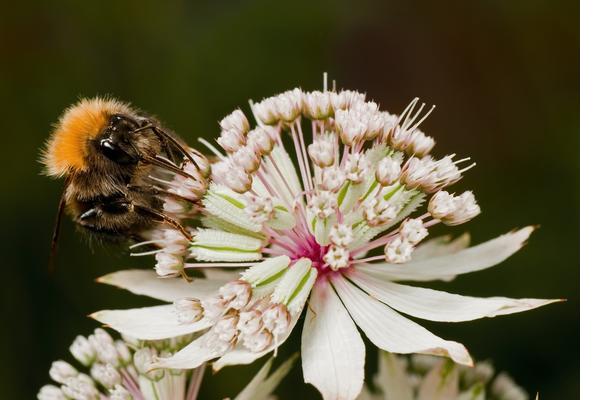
[
  {"xmin": 323, "ymin": 246, "xmax": 350, "ymax": 270},
  {"xmin": 213, "ymin": 315, "xmax": 239, "ymax": 343},
  {"xmin": 254, "ymin": 97, "xmax": 279, "ymax": 125},
  {"xmin": 319, "ymin": 167, "xmax": 345, "ymax": 192},
  {"xmin": 224, "ymin": 167, "xmax": 253, "ymax": 194},
  {"xmin": 328, "ymin": 223, "xmax": 353, "ymax": 247},
  {"xmin": 399, "ymin": 218, "xmax": 428, "ymax": 245},
  {"xmin": 303, "ymin": 90, "xmax": 332, "ymax": 119},
  {"xmin": 49, "ymin": 361, "xmax": 78, "ymax": 384},
  {"xmin": 308, "ymin": 137, "xmax": 335, "ymax": 168},
  {"xmin": 90, "ymin": 363, "xmax": 121, "ymax": 389},
  {"xmin": 242, "ymin": 329, "xmax": 273, "ymax": 352},
  {"xmin": 61, "ymin": 375, "xmax": 99, "ymax": 400},
  {"xmin": 201, "ymin": 296, "xmax": 227, "ymax": 321},
  {"xmin": 443, "ymin": 191, "xmax": 481, "ymax": 226},
  {"xmin": 238, "ymin": 310, "xmax": 263, "ymax": 336},
  {"xmin": 217, "ymin": 129, "xmax": 245, "ymax": 153},
  {"xmin": 384, "ymin": 237, "xmax": 414, "ymax": 264},
  {"xmin": 219, "ymin": 109, "xmax": 250, "ymax": 136},
  {"xmin": 344, "ymin": 153, "xmax": 370, "ymax": 183},
  {"xmin": 244, "ymin": 194, "xmax": 274, "ymax": 224},
  {"xmin": 247, "ymin": 127, "xmax": 274, "ymax": 155},
  {"xmin": 363, "ymin": 197, "xmax": 398, "ymax": 227},
  {"xmin": 232, "ymin": 146, "xmax": 261, "ymax": 173},
  {"xmin": 219, "ymin": 280, "xmax": 252, "ymax": 310},
  {"xmin": 69, "ymin": 336, "xmax": 96, "ymax": 367},
  {"xmin": 375, "ymin": 156, "xmax": 402, "ymax": 186},
  {"xmin": 174, "ymin": 297, "xmax": 204, "ymax": 324},
  {"xmin": 307, "ymin": 191, "xmax": 337, "ymax": 219},
  {"xmin": 261, "ymin": 303, "xmax": 291, "ymax": 336},
  {"xmin": 37, "ymin": 385, "xmax": 66, "ymax": 400},
  {"xmin": 154, "ymin": 252, "xmax": 184, "ymax": 278}
]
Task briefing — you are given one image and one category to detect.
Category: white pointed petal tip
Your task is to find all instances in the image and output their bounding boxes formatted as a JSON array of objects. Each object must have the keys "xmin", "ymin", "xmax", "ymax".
[
  {"xmin": 151, "ymin": 333, "xmax": 223, "ymax": 370},
  {"xmin": 421, "ymin": 341, "xmax": 473, "ymax": 367},
  {"xmin": 90, "ymin": 305, "xmax": 211, "ymax": 341},
  {"xmin": 96, "ymin": 269, "xmax": 226, "ymax": 302}
]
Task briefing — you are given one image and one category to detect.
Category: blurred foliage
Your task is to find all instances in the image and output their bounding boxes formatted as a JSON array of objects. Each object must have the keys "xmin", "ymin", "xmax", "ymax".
[{"xmin": 0, "ymin": 0, "xmax": 577, "ymax": 398}]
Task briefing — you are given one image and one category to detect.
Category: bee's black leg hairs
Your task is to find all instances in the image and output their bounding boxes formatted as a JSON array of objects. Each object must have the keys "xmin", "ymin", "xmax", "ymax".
[
  {"xmin": 134, "ymin": 124, "xmax": 202, "ymax": 173},
  {"xmin": 141, "ymin": 155, "xmax": 196, "ymax": 179}
]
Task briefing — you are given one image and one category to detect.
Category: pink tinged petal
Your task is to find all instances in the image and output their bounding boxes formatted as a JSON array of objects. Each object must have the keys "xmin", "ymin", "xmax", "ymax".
[
  {"xmin": 90, "ymin": 305, "xmax": 212, "ymax": 340},
  {"xmin": 301, "ymin": 280, "xmax": 365, "ymax": 400},
  {"xmin": 358, "ymin": 227, "xmax": 535, "ymax": 282},
  {"xmin": 416, "ymin": 360, "xmax": 460, "ymax": 400},
  {"xmin": 97, "ymin": 269, "xmax": 227, "ymax": 302},
  {"xmin": 411, "ymin": 233, "xmax": 470, "ymax": 261},
  {"xmin": 347, "ymin": 270, "xmax": 560, "ymax": 322},
  {"xmin": 152, "ymin": 332, "xmax": 225, "ymax": 370},
  {"xmin": 331, "ymin": 275, "xmax": 473, "ymax": 366}
]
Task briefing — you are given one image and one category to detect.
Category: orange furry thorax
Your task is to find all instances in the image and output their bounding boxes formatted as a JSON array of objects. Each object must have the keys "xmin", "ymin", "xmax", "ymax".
[{"xmin": 43, "ymin": 97, "xmax": 132, "ymax": 177}]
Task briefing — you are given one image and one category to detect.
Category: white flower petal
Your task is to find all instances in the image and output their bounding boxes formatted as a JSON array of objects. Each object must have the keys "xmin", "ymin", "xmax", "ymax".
[
  {"xmin": 302, "ymin": 281, "xmax": 365, "ymax": 400},
  {"xmin": 357, "ymin": 227, "xmax": 534, "ymax": 282},
  {"xmin": 152, "ymin": 331, "xmax": 224, "ymax": 369},
  {"xmin": 97, "ymin": 269, "xmax": 226, "ymax": 302},
  {"xmin": 411, "ymin": 233, "xmax": 470, "ymax": 261},
  {"xmin": 234, "ymin": 354, "xmax": 298, "ymax": 400},
  {"xmin": 347, "ymin": 269, "xmax": 560, "ymax": 322},
  {"xmin": 91, "ymin": 305, "xmax": 211, "ymax": 340},
  {"xmin": 331, "ymin": 275, "xmax": 473, "ymax": 366}
]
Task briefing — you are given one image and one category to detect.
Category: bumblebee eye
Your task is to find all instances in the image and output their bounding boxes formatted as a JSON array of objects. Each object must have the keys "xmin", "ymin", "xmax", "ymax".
[{"xmin": 99, "ymin": 137, "xmax": 137, "ymax": 164}]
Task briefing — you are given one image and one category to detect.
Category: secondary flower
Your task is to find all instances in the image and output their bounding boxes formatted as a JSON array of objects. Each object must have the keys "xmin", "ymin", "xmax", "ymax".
[
  {"xmin": 37, "ymin": 328, "xmax": 295, "ymax": 400},
  {"xmin": 93, "ymin": 86, "xmax": 559, "ymax": 400},
  {"xmin": 358, "ymin": 350, "xmax": 530, "ymax": 400}
]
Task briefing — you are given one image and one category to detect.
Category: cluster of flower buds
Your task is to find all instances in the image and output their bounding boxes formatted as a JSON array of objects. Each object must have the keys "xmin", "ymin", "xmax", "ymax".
[
  {"xmin": 384, "ymin": 218, "xmax": 429, "ymax": 264},
  {"xmin": 400, "ymin": 155, "xmax": 471, "ymax": 194},
  {"xmin": 173, "ymin": 256, "xmax": 316, "ymax": 356},
  {"xmin": 130, "ymin": 228, "xmax": 191, "ymax": 279},
  {"xmin": 160, "ymin": 150, "xmax": 210, "ymax": 217},
  {"xmin": 158, "ymin": 88, "xmax": 481, "ymax": 282},
  {"xmin": 428, "ymin": 190, "xmax": 481, "ymax": 226},
  {"xmin": 253, "ymin": 89, "xmax": 365, "ymax": 124},
  {"xmin": 38, "ymin": 328, "xmax": 196, "ymax": 400}
]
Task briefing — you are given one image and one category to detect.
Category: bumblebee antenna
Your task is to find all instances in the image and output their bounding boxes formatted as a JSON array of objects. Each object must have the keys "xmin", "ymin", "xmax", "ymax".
[{"xmin": 49, "ymin": 181, "xmax": 68, "ymax": 272}]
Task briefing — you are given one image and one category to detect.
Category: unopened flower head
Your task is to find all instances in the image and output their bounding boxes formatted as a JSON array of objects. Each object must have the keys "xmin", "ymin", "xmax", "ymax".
[
  {"xmin": 38, "ymin": 329, "xmax": 295, "ymax": 400},
  {"xmin": 95, "ymin": 81, "xmax": 559, "ymax": 400}
]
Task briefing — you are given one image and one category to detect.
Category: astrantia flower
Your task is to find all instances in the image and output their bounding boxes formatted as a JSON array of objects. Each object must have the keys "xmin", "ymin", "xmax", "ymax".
[
  {"xmin": 93, "ymin": 86, "xmax": 559, "ymax": 400},
  {"xmin": 358, "ymin": 350, "xmax": 530, "ymax": 400},
  {"xmin": 37, "ymin": 328, "xmax": 295, "ymax": 400}
]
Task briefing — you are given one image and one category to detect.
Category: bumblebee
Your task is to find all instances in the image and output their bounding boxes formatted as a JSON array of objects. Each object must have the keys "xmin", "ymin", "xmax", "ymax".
[{"xmin": 42, "ymin": 97, "xmax": 206, "ymax": 261}]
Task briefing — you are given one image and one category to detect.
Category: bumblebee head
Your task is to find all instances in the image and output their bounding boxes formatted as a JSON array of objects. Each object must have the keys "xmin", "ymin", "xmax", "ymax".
[{"xmin": 42, "ymin": 97, "xmax": 135, "ymax": 177}]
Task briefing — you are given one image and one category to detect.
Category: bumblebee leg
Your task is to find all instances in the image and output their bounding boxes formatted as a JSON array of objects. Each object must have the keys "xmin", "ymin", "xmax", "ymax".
[{"xmin": 134, "ymin": 123, "xmax": 202, "ymax": 173}]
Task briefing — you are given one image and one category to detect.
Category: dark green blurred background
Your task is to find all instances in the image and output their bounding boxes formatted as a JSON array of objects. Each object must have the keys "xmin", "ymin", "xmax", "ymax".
[{"xmin": 0, "ymin": 1, "xmax": 578, "ymax": 398}]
